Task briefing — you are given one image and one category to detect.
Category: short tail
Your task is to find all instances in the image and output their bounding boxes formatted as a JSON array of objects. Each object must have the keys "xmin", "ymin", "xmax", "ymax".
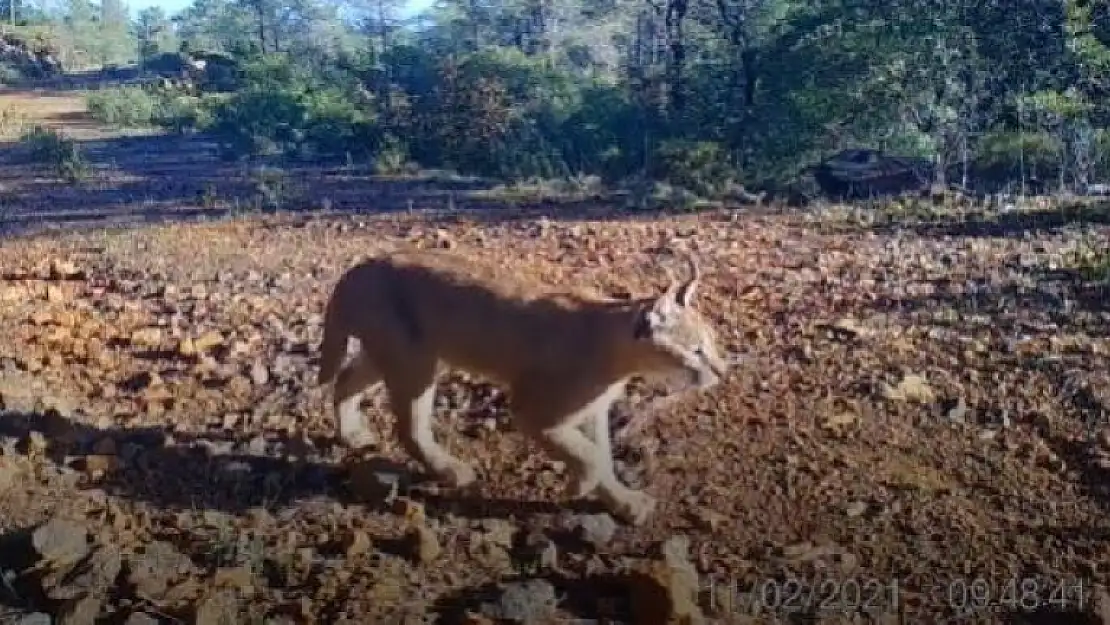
[{"xmin": 316, "ymin": 283, "xmax": 348, "ymax": 386}]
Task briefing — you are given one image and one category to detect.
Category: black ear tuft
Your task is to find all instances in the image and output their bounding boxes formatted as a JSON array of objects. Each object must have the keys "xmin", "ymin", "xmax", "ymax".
[{"xmin": 633, "ymin": 311, "xmax": 652, "ymax": 339}]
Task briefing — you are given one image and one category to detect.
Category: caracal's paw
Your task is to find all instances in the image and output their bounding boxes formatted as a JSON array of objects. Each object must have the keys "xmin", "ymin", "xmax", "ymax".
[
  {"xmin": 605, "ymin": 489, "xmax": 656, "ymax": 526},
  {"xmin": 435, "ymin": 462, "xmax": 477, "ymax": 488},
  {"xmin": 339, "ymin": 428, "xmax": 378, "ymax": 450}
]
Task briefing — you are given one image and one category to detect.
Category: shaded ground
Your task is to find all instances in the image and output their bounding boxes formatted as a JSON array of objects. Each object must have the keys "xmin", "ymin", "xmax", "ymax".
[
  {"xmin": 0, "ymin": 83, "xmax": 626, "ymax": 240},
  {"xmin": 0, "ymin": 80, "xmax": 1110, "ymax": 624}
]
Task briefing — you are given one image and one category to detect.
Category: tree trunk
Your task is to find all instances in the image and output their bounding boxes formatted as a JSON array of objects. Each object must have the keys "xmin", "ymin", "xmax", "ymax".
[
  {"xmin": 256, "ymin": 5, "xmax": 267, "ymax": 53},
  {"xmin": 664, "ymin": 0, "xmax": 687, "ymax": 111}
]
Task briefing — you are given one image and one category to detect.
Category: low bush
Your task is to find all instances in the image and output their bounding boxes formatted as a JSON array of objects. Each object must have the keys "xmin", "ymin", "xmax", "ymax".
[
  {"xmin": 20, "ymin": 125, "xmax": 88, "ymax": 182},
  {"xmin": 85, "ymin": 86, "xmax": 162, "ymax": 127}
]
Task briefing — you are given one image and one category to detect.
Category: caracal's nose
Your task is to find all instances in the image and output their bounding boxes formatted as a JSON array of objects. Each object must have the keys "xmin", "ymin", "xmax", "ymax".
[{"xmin": 694, "ymin": 368, "xmax": 720, "ymax": 390}]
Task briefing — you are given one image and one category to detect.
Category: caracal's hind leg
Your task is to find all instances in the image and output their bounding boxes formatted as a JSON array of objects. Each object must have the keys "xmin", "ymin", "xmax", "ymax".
[
  {"xmin": 333, "ymin": 351, "xmax": 383, "ymax": 449},
  {"xmin": 381, "ymin": 355, "xmax": 476, "ymax": 488}
]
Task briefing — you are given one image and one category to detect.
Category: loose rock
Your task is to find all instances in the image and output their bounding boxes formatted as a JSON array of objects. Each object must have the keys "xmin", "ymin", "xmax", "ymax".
[
  {"xmin": 56, "ymin": 594, "xmax": 102, "ymax": 625},
  {"xmin": 627, "ymin": 558, "xmax": 704, "ymax": 625},
  {"xmin": 845, "ymin": 501, "xmax": 868, "ymax": 518},
  {"xmin": 882, "ymin": 373, "xmax": 935, "ymax": 404},
  {"xmin": 194, "ymin": 588, "xmax": 242, "ymax": 625},
  {"xmin": 32, "ymin": 516, "xmax": 90, "ymax": 565},
  {"xmin": 569, "ymin": 513, "xmax": 617, "ymax": 548},
  {"xmin": 123, "ymin": 613, "xmax": 161, "ymax": 625},
  {"xmin": 126, "ymin": 540, "xmax": 193, "ymax": 600},
  {"xmin": 44, "ymin": 544, "xmax": 122, "ymax": 600},
  {"xmin": 481, "ymin": 579, "xmax": 559, "ymax": 623}
]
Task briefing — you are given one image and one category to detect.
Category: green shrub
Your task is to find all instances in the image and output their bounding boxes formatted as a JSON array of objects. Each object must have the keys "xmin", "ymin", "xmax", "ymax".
[
  {"xmin": 209, "ymin": 55, "xmax": 381, "ymax": 160},
  {"xmin": 248, "ymin": 166, "xmax": 291, "ymax": 212},
  {"xmin": 0, "ymin": 104, "xmax": 26, "ymax": 138},
  {"xmin": 299, "ymin": 87, "xmax": 379, "ymax": 159},
  {"xmin": 623, "ymin": 178, "xmax": 710, "ymax": 211},
  {"xmin": 20, "ymin": 125, "xmax": 88, "ymax": 182},
  {"xmin": 372, "ymin": 135, "xmax": 417, "ymax": 175},
  {"xmin": 1089, "ymin": 129, "xmax": 1110, "ymax": 181},
  {"xmin": 406, "ymin": 50, "xmax": 641, "ymax": 181},
  {"xmin": 649, "ymin": 140, "xmax": 734, "ymax": 198},
  {"xmin": 85, "ymin": 86, "xmax": 161, "ymax": 127},
  {"xmin": 152, "ymin": 93, "xmax": 222, "ymax": 134},
  {"xmin": 0, "ymin": 62, "xmax": 24, "ymax": 85},
  {"xmin": 1068, "ymin": 237, "xmax": 1110, "ymax": 282},
  {"xmin": 86, "ymin": 85, "xmax": 225, "ymax": 134},
  {"xmin": 557, "ymin": 86, "xmax": 645, "ymax": 184},
  {"xmin": 972, "ymin": 131, "xmax": 1063, "ymax": 189},
  {"xmin": 211, "ymin": 86, "xmax": 305, "ymax": 158}
]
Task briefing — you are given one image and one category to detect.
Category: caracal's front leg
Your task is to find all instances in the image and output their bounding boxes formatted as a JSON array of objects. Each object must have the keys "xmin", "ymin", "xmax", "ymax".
[
  {"xmin": 332, "ymin": 352, "xmax": 383, "ymax": 449},
  {"xmin": 516, "ymin": 382, "xmax": 655, "ymax": 526},
  {"xmin": 572, "ymin": 404, "xmax": 613, "ymax": 498},
  {"xmin": 574, "ymin": 380, "xmax": 631, "ymax": 498},
  {"xmin": 527, "ymin": 422, "xmax": 655, "ymax": 526},
  {"xmin": 384, "ymin": 359, "xmax": 477, "ymax": 488}
]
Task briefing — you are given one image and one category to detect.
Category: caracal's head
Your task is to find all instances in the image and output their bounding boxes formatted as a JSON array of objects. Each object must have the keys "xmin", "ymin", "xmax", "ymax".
[{"xmin": 628, "ymin": 253, "xmax": 729, "ymax": 390}]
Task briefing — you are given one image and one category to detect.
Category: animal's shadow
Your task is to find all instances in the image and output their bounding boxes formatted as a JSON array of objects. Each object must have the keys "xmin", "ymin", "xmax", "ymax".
[{"xmin": 0, "ymin": 408, "xmax": 609, "ymax": 522}]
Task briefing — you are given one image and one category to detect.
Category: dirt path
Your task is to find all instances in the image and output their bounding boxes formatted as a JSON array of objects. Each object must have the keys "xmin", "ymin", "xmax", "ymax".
[
  {"xmin": 0, "ymin": 84, "xmax": 514, "ymax": 240},
  {"xmin": 0, "ymin": 86, "xmax": 109, "ymax": 139}
]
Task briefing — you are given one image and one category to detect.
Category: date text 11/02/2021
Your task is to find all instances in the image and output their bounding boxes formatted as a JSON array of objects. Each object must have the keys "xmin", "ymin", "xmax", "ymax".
[
  {"xmin": 703, "ymin": 577, "xmax": 901, "ymax": 617},
  {"xmin": 699, "ymin": 575, "xmax": 1090, "ymax": 617}
]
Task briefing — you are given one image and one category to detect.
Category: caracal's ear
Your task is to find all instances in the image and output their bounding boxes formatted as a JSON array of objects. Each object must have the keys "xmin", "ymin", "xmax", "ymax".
[
  {"xmin": 672, "ymin": 252, "xmax": 700, "ymax": 308},
  {"xmin": 634, "ymin": 292, "xmax": 676, "ymax": 339},
  {"xmin": 633, "ymin": 251, "xmax": 700, "ymax": 339}
]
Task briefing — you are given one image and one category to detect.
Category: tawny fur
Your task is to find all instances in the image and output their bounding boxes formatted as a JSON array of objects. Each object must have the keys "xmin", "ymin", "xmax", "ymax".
[{"xmin": 316, "ymin": 248, "xmax": 729, "ymax": 526}]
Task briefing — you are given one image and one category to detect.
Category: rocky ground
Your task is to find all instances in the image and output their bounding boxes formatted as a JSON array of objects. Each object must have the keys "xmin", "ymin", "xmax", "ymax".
[
  {"xmin": 1, "ymin": 204, "xmax": 1110, "ymax": 625},
  {"xmin": 1, "ymin": 84, "xmax": 1110, "ymax": 625}
]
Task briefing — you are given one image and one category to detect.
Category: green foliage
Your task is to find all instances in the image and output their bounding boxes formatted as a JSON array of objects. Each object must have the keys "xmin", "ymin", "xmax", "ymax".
[
  {"xmin": 135, "ymin": 7, "xmax": 178, "ymax": 60},
  {"xmin": 1, "ymin": 24, "xmax": 61, "ymax": 58},
  {"xmin": 206, "ymin": 54, "xmax": 379, "ymax": 160},
  {"xmin": 558, "ymin": 86, "xmax": 646, "ymax": 183},
  {"xmin": 624, "ymin": 178, "xmax": 711, "ymax": 212},
  {"xmin": 84, "ymin": 85, "xmax": 223, "ymax": 135},
  {"xmin": 172, "ymin": 0, "xmax": 257, "ymax": 57},
  {"xmin": 0, "ymin": 62, "xmax": 22, "ymax": 84},
  {"xmin": 211, "ymin": 87, "xmax": 303, "ymax": 158},
  {"xmin": 1020, "ymin": 90, "xmax": 1093, "ymax": 122},
  {"xmin": 22, "ymin": 125, "xmax": 72, "ymax": 161},
  {"xmin": 649, "ymin": 140, "xmax": 734, "ymax": 198},
  {"xmin": 0, "ymin": 103, "xmax": 26, "ymax": 138},
  {"xmin": 135, "ymin": 0, "xmax": 1110, "ymax": 197},
  {"xmin": 1068, "ymin": 234, "xmax": 1110, "ymax": 282},
  {"xmin": 400, "ymin": 49, "xmax": 647, "ymax": 182},
  {"xmin": 85, "ymin": 86, "xmax": 161, "ymax": 127},
  {"xmin": 372, "ymin": 135, "xmax": 417, "ymax": 176},
  {"xmin": 155, "ymin": 92, "xmax": 222, "ymax": 133},
  {"xmin": 52, "ymin": 0, "xmax": 135, "ymax": 69},
  {"xmin": 298, "ymin": 86, "xmax": 377, "ymax": 158},
  {"xmin": 973, "ymin": 131, "xmax": 1064, "ymax": 187},
  {"xmin": 19, "ymin": 125, "xmax": 88, "ymax": 182},
  {"xmin": 247, "ymin": 165, "xmax": 291, "ymax": 212},
  {"xmin": 1091, "ymin": 130, "xmax": 1110, "ymax": 180}
]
